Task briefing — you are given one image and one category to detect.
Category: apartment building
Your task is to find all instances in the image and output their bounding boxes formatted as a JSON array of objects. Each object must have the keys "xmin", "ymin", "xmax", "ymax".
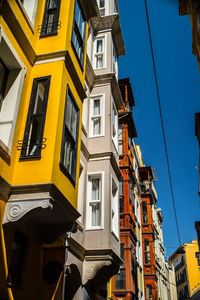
[
  {"xmin": 65, "ymin": 0, "xmax": 126, "ymax": 299},
  {"xmin": 0, "ymin": 1, "xmax": 98, "ymax": 299},
  {"xmin": 169, "ymin": 241, "xmax": 200, "ymax": 300},
  {"xmin": 179, "ymin": 0, "xmax": 200, "ymax": 68},
  {"xmin": 111, "ymin": 78, "xmax": 144, "ymax": 300}
]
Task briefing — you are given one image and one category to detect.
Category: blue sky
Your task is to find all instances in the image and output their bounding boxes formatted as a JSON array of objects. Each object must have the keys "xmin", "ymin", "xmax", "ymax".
[{"xmin": 118, "ymin": 0, "xmax": 200, "ymax": 257}]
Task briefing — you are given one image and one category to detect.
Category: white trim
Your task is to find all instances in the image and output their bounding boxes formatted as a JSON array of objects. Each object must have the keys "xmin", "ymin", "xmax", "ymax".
[
  {"xmin": 96, "ymin": 0, "xmax": 108, "ymax": 16},
  {"xmin": 77, "ymin": 160, "xmax": 86, "ymax": 224},
  {"xmin": 35, "ymin": 56, "xmax": 65, "ymax": 65},
  {"xmin": 93, "ymin": 34, "xmax": 107, "ymax": 70},
  {"xmin": 86, "ymin": 171, "xmax": 104, "ymax": 230},
  {"xmin": 111, "ymin": 174, "xmax": 119, "ymax": 239},
  {"xmin": 89, "ymin": 93, "xmax": 105, "ymax": 138}
]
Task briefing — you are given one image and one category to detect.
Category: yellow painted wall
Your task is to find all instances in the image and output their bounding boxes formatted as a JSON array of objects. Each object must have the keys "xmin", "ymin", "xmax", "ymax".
[{"xmin": 184, "ymin": 241, "xmax": 200, "ymax": 295}]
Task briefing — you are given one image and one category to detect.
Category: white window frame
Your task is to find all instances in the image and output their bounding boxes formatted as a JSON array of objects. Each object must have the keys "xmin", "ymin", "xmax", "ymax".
[
  {"xmin": 93, "ymin": 35, "xmax": 106, "ymax": 70},
  {"xmin": 97, "ymin": 0, "xmax": 108, "ymax": 16},
  {"xmin": 0, "ymin": 26, "xmax": 26, "ymax": 151},
  {"xmin": 86, "ymin": 172, "xmax": 104, "ymax": 230},
  {"xmin": 111, "ymin": 98, "xmax": 118, "ymax": 151},
  {"xmin": 112, "ymin": 42, "xmax": 118, "ymax": 79},
  {"xmin": 17, "ymin": 0, "xmax": 38, "ymax": 26},
  {"xmin": 89, "ymin": 94, "xmax": 105, "ymax": 138},
  {"xmin": 111, "ymin": 175, "xmax": 119, "ymax": 238}
]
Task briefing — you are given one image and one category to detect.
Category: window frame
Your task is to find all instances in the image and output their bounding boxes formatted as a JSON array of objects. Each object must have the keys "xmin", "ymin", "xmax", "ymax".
[
  {"xmin": 40, "ymin": 0, "xmax": 61, "ymax": 37},
  {"xmin": 71, "ymin": 0, "xmax": 86, "ymax": 68},
  {"xmin": 111, "ymin": 175, "xmax": 119, "ymax": 239},
  {"xmin": 93, "ymin": 35, "xmax": 106, "ymax": 70},
  {"xmin": 20, "ymin": 76, "xmax": 51, "ymax": 160},
  {"xmin": 60, "ymin": 87, "xmax": 80, "ymax": 185},
  {"xmin": 86, "ymin": 172, "xmax": 104, "ymax": 230},
  {"xmin": 89, "ymin": 94, "xmax": 105, "ymax": 138},
  {"xmin": 111, "ymin": 98, "xmax": 118, "ymax": 151},
  {"xmin": 142, "ymin": 201, "xmax": 148, "ymax": 224},
  {"xmin": 97, "ymin": 0, "xmax": 108, "ymax": 16},
  {"xmin": 0, "ymin": 58, "xmax": 9, "ymax": 110}
]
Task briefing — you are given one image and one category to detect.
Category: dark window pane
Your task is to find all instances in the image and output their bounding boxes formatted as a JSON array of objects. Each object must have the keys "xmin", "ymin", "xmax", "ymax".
[
  {"xmin": 0, "ymin": 58, "xmax": 9, "ymax": 108},
  {"xmin": 61, "ymin": 88, "xmax": 79, "ymax": 183},
  {"xmin": 72, "ymin": 0, "xmax": 86, "ymax": 66},
  {"xmin": 115, "ymin": 269, "xmax": 125, "ymax": 290}
]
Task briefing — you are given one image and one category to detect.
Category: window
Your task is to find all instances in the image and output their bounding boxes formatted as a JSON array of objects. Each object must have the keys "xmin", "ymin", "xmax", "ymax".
[
  {"xmin": 144, "ymin": 239, "xmax": 150, "ymax": 264},
  {"xmin": 118, "ymin": 125, "xmax": 123, "ymax": 155},
  {"xmin": 18, "ymin": 0, "xmax": 38, "ymax": 24},
  {"xmin": 21, "ymin": 77, "xmax": 50, "ymax": 158},
  {"xmin": 93, "ymin": 37, "xmax": 105, "ymax": 69},
  {"xmin": 0, "ymin": 29, "xmax": 26, "ymax": 151},
  {"xmin": 60, "ymin": 89, "xmax": 79, "ymax": 183},
  {"xmin": 111, "ymin": 177, "xmax": 119, "ymax": 238},
  {"xmin": 146, "ymin": 285, "xmax": 153, "ymax": 300},
  {"xmin": 40, "ymin": 0, "xmax": 61, "ymax": 36},
  {"xmin": 89, "ymin": 95, "xmax": 104, "ymax": 137},
  {"xmin": 72, "ymin": 0, "xmax": 86, "ymax": 67},
  {"xmin": 112, "ymin": 44, "xmax": 118, "ymax": 79},
  {"xmin": 97, "ymin": 0, "xmax": 106, "ymax": 16},
  {"xmin": 112, "ymin": 99, "xmax": 118, "ymax": 149},
  {"xmin": 0, "ymin": 58, "xmax": 9, "ymax": 110},
  {"xmin": 115, "ymin": 244, "xmax": 125, "ymax": 290},
  {"xmin": 119, "ymin": 181, "xmax": 124, "ymax": 213},
  {"xmin": 142, "ymin": 202, "xmax": 148, "ymax": 224},
  {"xmin": 8, "ymin": 231, "xmax": 28, "ymax": 287},
  {"xmin": 87, "ymin": 173, "xmax": 103, "ymax": 229}
]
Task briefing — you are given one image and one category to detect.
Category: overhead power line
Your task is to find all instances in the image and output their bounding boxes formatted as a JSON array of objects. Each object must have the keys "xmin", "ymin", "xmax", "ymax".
[{"xmin": 143, "ymin": 0, "xmax": 182, "ymax": 246}]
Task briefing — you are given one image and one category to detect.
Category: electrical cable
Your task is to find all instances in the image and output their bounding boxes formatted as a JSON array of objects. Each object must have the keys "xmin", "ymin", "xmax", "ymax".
[{"xmin": 143, "ymin": 0, "xmax": 182, "ymax": 246}]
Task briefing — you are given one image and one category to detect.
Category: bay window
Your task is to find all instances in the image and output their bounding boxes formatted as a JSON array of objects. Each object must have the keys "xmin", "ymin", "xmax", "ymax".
[
  {"xmin": 60, "ymin": 88, "xmax": 79, "ymax": 183},
  {"xmin": 93, "ymin": 37, "xmax": 105, "ymax": 69},
  {"xmin": 21, "ymin": 77, "xmax": 50, "ymax": 158},
  {"xmin": 87, "ymin": 173, "xmax": 103, "ymax": 229},
  {"xmin": 72, "ymin": 0, "xmax": 86, "ymax": 67},
  {"xmin": 89, "ymin": 95, "xmax": 104, "ymax": 137},
  {"xmin": 142, "ymin": 202, "xmax": 148, "ymax": 224}
]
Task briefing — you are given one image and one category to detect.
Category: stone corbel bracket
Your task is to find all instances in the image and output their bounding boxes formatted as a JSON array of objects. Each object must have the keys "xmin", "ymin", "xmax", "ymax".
[{"xmin": 3, "ymin": 198, "xmax": 53, "ymax": 224}]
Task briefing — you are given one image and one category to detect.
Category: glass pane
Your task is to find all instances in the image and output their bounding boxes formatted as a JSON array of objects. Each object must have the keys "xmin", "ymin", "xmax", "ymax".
[
  {"xmin": 96, "ymin": 55, "xmax": 103, "ymax": 68},
  {"xmin": 92, "ymin": 178, "xmax": 100, "ymax": 200},
  {"xmin": 93, "ymin": 117, "xmax": 101, "ymax": 135},
  {"xmin": 96, "ymin": 40, "xmax": 103, "ymax": 53},
  {"xmin": 33, "ymin": 82, "xmax": 46, "ymax": 114},
  {"xmin": 93, "ymin": 99, "xmax": 100, "ymax": 115},
  {"xmin": 66, "ymin": 95, "xmax": 72, "ymax": 130},
  {"xmin": 48, "ymin": 0, "xmax": 57, "ymax": 9},
  {"xmin": 63, "ymin": 138, "xmax": 72, "ymax": 172},
  {"xmin": 99, "ymin": 0, "xmax": 105, "ymax": 8},
  {"xmin": 115, "ymin": 269, "xmax": 125, "ymax": 289},
  {"xmin": 71, "ymin": 105, "xmax": 78, "ymax": 139},
  {"xmin": 46, "ymin": 12, "xmax": 56, "ymax": 33},
  {"xmin": 91, "ymin": 203, "xmax": 100, "ymax": 226}
]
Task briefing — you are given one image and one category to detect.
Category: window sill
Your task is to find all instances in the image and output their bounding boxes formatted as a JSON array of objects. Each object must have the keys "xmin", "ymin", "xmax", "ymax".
[
  {"xmin": 59, "ymin": 163, "xmax": 76, "ymax": 187},
  {"xmin": 85, "ymin": 227, "xmax": 103, "ymax": 231},
  {"xmin": 19, "ymin": 155, "xmax": 41, "ymax": 161},
  {"xmin": 40, "ymin": 31, "xmax": 58, "ymax": 38},
  {"xmin": 89, "ymin": 134, "xmax": 105, "ymax": 139}
]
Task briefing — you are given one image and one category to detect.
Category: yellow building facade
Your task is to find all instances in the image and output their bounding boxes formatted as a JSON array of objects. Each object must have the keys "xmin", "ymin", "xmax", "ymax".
[
  {"xmin": 170, "ymin": 241, "xmax": 200, "ymax": 299},
  {"xmin": 0, "ymin": 0, "xmax": 97, "ymax": 299}
]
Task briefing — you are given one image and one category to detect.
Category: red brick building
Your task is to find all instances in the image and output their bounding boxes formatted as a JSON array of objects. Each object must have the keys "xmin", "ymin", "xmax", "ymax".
[
  {"xmin": 112, "ymin": 78, "xmax": 139, "ymax": 300},
  {"xmin": 139, "ymin": 166, "xmax": 158, "ymax": 300}
]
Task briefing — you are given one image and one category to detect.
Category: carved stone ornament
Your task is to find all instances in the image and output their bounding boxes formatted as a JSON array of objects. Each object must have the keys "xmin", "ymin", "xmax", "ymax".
[
  {"xmin": 3, "ymin": 198, "xmax": 53, "ymax": 224},
  {"xmin": 83, "ymin": 260, "xmax": 112, "ymax": 284}
]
